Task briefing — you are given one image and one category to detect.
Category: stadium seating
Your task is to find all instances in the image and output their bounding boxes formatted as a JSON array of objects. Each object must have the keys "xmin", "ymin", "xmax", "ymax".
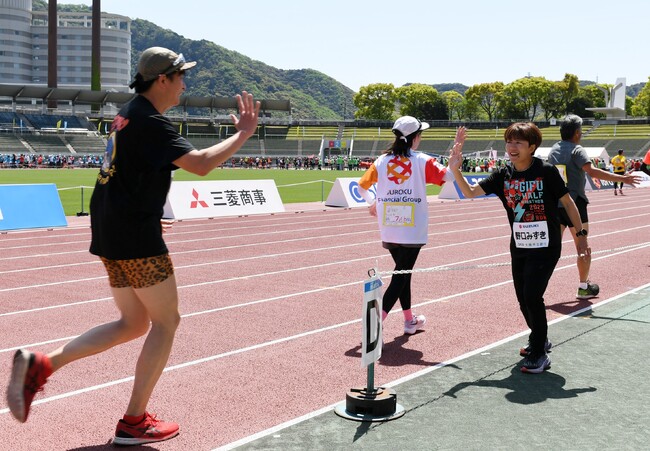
[
  {"xmin": 23, "ymin": 114, "xmax": 85, "ymax": 130},
  {"xmin": 263, "ymin": 138, "xmax": 300, "ymax": 155},
  {"xmin": 0, "ymin": 111, "xmax": 20, "ymax": 127},
  {"xmin": 0, "ymin": 133, "xmax": 29, "ymax": 153},
  {"xmin": 2, "ymin": 111, "xmax": 650, "ymax": 162},
  {"xmin": 62, "ymin": 134, "xmax": 107, "ymax": 153},
  {"xmin": 262, "ymin": 125, "xmax": 290, "ymax": 139},
  {"xmin": 21, "ymin": 134, "xmax": 70, "ymax": 154}
]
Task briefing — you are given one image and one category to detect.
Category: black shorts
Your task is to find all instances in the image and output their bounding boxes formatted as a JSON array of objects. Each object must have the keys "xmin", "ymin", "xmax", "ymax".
[{"xmin": 558, "ymin": 197, "xmax": 588, "ymax": 227}]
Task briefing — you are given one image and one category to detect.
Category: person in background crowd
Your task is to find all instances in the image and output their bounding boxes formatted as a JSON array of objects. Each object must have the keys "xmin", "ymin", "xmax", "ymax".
[
  {"xmin": 357, "ymin": 116, "xmax": 460, "ymax": 336},
  {"xmin": 7, "ymin": 46, "xmax": 260, "ymax": 446},
  {"xmin": 642, "ymin": 149, "xmax": 650, "ymax": 176},
  {"xmin": 546, "ymin": 115, "xmax": 640, "ymax": 300},
  {"xmin": 610, "ymin": 149, "xmax": 627, "ymax": 195},
  {"xmin": 449, "ymin": 122, "xmax": 588, "ymax": 374}
]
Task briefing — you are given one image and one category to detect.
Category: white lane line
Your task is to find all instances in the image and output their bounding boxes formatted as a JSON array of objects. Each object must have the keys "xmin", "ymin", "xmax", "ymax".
[
  {"xmin": 215, "ymin": 281, "xmax": 650, "ymax": 451},
  {"xmin": 1, "ymin": 228, "xmax": 648, "ymax": 319},
  {"xmin": 0, "ymin": 236, "xmax": 511, "ymax": 320},
  {"xmin": 3, "ymin": 219, "xmax": 648, "ymax": 290},
  {"xmin": 2, "ymin": 250, "xmax": 649, "ymax": 418},
  {"xmin": 0, "ymin": 211, "xmax": 505, "ymax": 257},
  {"xmin": 0, "ymin": 216, "xmax": 506, "ymax": 267},
  {"xmin": 0, "ymin": 279, "xmax": 534, "ymax": 416},
  {"xmin": 1, "ymin": 206, "xmax": 647, "ymax": 271},
  {"xmin": 0, "ymin": 229, "xmax": 509, "ymax": 290}
]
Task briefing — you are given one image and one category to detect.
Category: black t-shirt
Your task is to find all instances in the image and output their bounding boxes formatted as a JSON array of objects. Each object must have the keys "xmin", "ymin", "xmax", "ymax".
[
  {"xmin": 478, "ymin": 158, "xmax": 569, "ymax": 256},
  {"xmin": 89, "ymin": 95, "xmax": 195, "ymax": 260}
]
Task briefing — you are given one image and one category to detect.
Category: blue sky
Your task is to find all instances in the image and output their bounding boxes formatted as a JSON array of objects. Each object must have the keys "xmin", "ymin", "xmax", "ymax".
[{"xmin": 65, "ymin": 0, "xmax": 649, "ymax": 91}]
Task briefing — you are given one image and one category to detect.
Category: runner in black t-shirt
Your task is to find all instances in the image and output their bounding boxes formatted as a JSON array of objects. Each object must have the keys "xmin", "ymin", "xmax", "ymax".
[
  {"xmin": 448, "ymin": 123, "xmax": 589, "ymax": 374},
  {"xmin": 8, "ymin": 47, "xmax": 260, "ymax": 445}
]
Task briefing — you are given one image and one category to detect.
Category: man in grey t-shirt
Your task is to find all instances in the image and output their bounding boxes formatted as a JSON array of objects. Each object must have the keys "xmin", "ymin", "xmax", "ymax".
[{"xmin": 547, "ymin": 115, "xmax": 641, "ymax": 300}]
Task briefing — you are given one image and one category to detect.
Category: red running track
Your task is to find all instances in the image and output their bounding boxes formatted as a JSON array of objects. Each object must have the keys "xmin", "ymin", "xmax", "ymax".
[{"xmin": 1, "ymin": 188, "xmax": 649, "ymax": 450}]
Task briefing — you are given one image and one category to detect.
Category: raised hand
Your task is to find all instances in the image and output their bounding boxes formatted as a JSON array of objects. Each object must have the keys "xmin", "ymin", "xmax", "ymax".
[
  {"xmin": 448, "ymin": 126, "xmax": 467, "ymax": 170},
  {"xmin": 231, "ymin": 91, "xmax": 261, "ymax": 138},
  {"xmin": 623, "ymin": 173, "xmax": 642, "ymax": 186}
]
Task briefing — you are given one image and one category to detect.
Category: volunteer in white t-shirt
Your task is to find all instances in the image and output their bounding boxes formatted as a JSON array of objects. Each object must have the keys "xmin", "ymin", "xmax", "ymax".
[{"xmin": 358, "ymin": 116, "xmax": 460, "ymax": 336}]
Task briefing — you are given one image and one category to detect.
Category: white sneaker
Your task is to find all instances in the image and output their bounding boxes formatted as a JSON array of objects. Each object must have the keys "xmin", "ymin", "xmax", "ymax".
[{"xmin": 404, "ymin": 314, "xmax": 426, "ymax": 335}]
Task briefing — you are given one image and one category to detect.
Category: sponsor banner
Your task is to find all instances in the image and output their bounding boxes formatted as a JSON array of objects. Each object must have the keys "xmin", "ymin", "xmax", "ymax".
[
  {"xmin": 163, "ymin": 180, "xmax": 284, "ymax": 220},
  {"xmin": 438, "ymin": 175, "xmax": 497, "ymax": 200},
  {"xmin": 585, "ymin": 174, "xmax": 616, "ymax": 191},
  {"xmin": 587, "ymin": 171, "xmax": 650, "ymax": 190},
  {"xmin": 325, "ymin": 177, "xmax": 377, "ymax": 207},
  {"xmin": 0, "ymin": 184, "xmax": 67, "ymax": 231},
  {"xmin": 361, "ymin": 275, "xmax": 383, "ymax": 368}
]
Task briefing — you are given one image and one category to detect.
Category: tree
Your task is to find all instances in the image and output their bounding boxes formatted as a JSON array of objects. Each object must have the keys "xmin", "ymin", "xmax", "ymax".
[
  {"xmin": 625, "ymin": 95, "xmax": 634, "ymax": 116},
  {"xmin": 353, "ymin": 83, "xmax": 397, "ymax": 120},
  {"xmin": 539, "ymin": 81, "xmax": 565, "ymax": 121},
  {"xmin": 441, "ymin": 91, "xmax": 466, "ymax": 121},
  {"xmin": 498, "ymin": 77, "xmax": 552, "ymax": 121},
  {"xmin": 631, "ymin": 78, "xmax": 650, "ymax": 116},
  {"xmin": 558, "ymin": 73, "xmax": 580, "ymax": 114},
  {"xmin": 465, "ymin": 82, "xmax": 504, "ymax": 121},
  {"xmin": 567, "ymin": 85, "xmax": 607, "ymax": 118},
  {"xmin": 396, "ymin": 84, "xmax": 447, "ymax": 120}
]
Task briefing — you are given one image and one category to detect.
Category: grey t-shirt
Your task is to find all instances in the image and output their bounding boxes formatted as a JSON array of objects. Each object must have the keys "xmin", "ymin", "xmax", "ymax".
[{"xmin": 546, "ymin": 140, "xmax": 591, "ymax": 204}]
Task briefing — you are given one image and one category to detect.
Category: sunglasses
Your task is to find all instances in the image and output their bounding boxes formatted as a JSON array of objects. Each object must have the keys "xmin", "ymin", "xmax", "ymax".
[{"xmin": 161, "ymin": 53, "xmax": 186, "ymax": 76}]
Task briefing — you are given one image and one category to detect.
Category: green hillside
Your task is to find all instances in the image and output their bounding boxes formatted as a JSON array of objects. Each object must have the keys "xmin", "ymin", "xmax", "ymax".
[
  {"xmin": 129, "ymin": 19, "xmax": 356, "ymax": 120},
  {"xmin": 33, "ymin": 1, "xmax": 356, "ymax": 120}
]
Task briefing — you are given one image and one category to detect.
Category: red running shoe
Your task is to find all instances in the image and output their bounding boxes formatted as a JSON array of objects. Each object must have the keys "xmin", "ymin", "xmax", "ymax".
[
  {"xmin": 113, "ymin": 412, "xmax": 180, "ymax": 445},
  {"xmin": 7, "ymin": 349, "xmax": 52, "ymax": 423}
]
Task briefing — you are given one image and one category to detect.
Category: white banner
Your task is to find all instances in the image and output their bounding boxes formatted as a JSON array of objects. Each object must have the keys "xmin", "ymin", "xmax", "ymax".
[
  {"xmin": 163, "ymin": 180, "xmax": 285, "ymax": 219},
  {"xmin": 361, "ymin": 275, "xmax": 383, "ymax": 367}
]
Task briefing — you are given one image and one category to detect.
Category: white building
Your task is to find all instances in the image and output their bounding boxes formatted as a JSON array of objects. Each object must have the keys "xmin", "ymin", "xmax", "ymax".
[{"xmin": 0, "ymin": 0, "xmax": 131, "ymax": 91}]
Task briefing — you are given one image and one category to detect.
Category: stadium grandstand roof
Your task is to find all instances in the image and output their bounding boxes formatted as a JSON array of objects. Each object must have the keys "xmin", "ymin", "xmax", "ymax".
[{"xmin": 0, "ymin": 84, "xmax": 291, "ymax": 112}]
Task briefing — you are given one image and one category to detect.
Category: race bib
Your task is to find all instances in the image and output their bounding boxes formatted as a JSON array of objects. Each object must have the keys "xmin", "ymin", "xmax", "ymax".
[
  {"xmin": 382, "ymin": 202, "xmax": 415, "ymax": 227},
  {"xmin": 554, "ymin": 164, "xmax": 567, "ymax": 184},
  {"xmin": 513, "ymin": 221, "xmax": 549, "ymax": 248}
]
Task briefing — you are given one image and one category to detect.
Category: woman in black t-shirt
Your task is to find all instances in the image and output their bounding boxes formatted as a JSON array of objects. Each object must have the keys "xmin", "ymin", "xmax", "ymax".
[{"xmin": 448, "ymin": 123, "xmax": 589, "ymax": 374}]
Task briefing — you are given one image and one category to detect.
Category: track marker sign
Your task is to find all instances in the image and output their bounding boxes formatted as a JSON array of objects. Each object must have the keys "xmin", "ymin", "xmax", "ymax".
[
  {"xmin": 325, "ymin": 177, "xmax": 376, "ymax": 208},
  {"xmin": 362, "ymin": 275, "xmax": 383, "ymax": 367}
]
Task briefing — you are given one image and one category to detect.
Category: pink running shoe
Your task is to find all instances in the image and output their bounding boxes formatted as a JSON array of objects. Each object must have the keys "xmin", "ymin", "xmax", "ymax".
[
  {"xmin": 113, "ymin": 411, "xmax": 180, "ymax": 445},
  {"xmin": 7, "ymin": 349, "xmax": 52, "ymax": 423}
]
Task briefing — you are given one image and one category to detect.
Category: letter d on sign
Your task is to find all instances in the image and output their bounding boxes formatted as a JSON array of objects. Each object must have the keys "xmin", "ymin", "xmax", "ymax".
[{"xmin": 361, "ymin": 276, "xmax": 383, "ymax": 367}]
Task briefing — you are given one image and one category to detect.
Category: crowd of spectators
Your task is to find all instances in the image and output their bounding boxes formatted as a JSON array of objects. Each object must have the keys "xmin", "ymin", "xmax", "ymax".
[
  {"xmin": 1, "ymin": 153, "xmax": 646, "ymax": 173},
  {"xmin": 0, "ymin": 153, "xmax": 103, "ymax": 168},
  {"xmin": 228, "ymin": 155, "xmax": 366, "ymax": 170}
]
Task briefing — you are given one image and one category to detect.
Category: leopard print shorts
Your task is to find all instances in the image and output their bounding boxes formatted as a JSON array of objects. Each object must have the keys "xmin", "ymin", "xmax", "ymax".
[{"xmin": 100, "ymin": 254, "xmax": 174, "ymax": 289}]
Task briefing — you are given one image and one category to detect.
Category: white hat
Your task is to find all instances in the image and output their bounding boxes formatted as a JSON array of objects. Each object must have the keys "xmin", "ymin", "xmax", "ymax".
[{"xmin": 392, "ymin": 116, "xmax": 430, "ymax": 137}]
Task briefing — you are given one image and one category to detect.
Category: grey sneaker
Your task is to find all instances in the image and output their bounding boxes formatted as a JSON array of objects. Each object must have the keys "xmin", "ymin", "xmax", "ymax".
[
  {"xmin": 577, "ymin": 282, "xmax": 600, "ymax": 300},
  {"xmin": 404, "ymin": 314, "xmax": 426, "ymax": 335},
  {"xmin": 521, "ymin": 353, "xmax": 551, "ymax": 374}
]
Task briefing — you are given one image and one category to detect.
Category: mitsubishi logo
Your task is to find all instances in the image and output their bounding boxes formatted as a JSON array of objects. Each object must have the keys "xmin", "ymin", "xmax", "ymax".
[{"xmin": 190, "ymin": 189, "xmax": 209, "ymax": 208}]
